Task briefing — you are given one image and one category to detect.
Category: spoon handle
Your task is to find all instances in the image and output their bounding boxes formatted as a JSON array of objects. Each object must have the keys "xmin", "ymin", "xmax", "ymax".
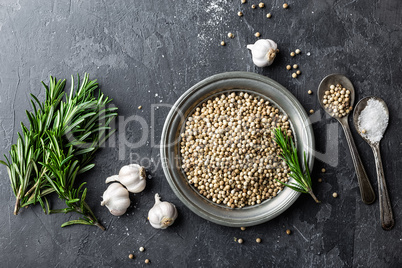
[
  {"xmin": 372, "ymin": 144, "xmax": 394, "ymax": 230},
  {"xmin": 340, "ymin": 120, "xmax": 376, "ymax": 204}
]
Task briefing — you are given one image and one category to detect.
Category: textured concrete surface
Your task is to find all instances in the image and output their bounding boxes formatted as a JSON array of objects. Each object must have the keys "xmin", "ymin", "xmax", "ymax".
[{"xmin": 0, "ymin": 0, "xmax": 401, "ymax": 267}]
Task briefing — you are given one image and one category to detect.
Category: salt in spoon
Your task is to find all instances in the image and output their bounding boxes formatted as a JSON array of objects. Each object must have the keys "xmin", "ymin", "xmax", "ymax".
[
  {"xmin": 353, "ymin": 96, "xmax": 394, "ymax": 230},
  {"xmin": 318, "ymin": 74, "xmax": 375, "ymax": 204}
]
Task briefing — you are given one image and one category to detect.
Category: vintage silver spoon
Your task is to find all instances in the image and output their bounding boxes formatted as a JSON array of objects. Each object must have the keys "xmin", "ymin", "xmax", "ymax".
[
  {"xmin": 353, "ymin": 96, "xmax": 394, "ymax": 230},
  {"xmin": 318, "ymin": 74, "xmax": 375, "ymax": 204}
]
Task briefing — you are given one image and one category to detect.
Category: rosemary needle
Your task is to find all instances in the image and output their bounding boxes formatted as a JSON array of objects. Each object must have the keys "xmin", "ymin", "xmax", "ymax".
[{"xmin": 273, "ymin": 128, "xmax": 320, "ymax": 203}]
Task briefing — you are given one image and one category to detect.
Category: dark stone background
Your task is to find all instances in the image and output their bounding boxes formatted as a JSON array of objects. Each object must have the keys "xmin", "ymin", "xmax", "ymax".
[{"xmin": 0, "ymin": 0, "xmax": 401, "ymax": 267}]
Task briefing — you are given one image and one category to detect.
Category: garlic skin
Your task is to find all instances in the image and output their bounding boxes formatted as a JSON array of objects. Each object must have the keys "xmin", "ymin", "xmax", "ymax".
[
  {"xmin": 106, "ymin": 164, "xmax": 146, "ymax": 193},
  {"xmin": 148, "ymin": 194, "xmax": 178, "ymax": 229},
  {"xmin": 247, "ymin": 39, "xmax": 278, "ymax": 67},
  {"xmin": 101, "ymin": 183, "xmax": 130, "ymax": 216}
]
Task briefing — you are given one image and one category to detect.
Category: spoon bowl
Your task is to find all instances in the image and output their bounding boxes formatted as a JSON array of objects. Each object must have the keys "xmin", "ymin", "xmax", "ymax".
[
  {"xmin": 318, "ymin": 74, "xmax": 355, "ymax": 123},
  {"xmin": 353, "ymin": 96, "xmax": 389, "ymax": 145},
  {"xmin": 318, "ymin": 74, "xmax": 375, "ymax": 204},
  {"xmin": 353, "ymin": 96, "xmax": 394, "ymax": 230}
]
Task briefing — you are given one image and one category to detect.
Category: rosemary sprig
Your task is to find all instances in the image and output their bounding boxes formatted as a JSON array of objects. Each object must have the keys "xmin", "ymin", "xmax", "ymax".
[
  {"xmin": 273, "ymin": 128, "xmax": 320, "ymax": 203},
  {"xmin": 40, "ymin": 130, "xmax": 105, "ymax": 230},
  {"xmin": 0, "ymin": 74, "xmax": 117, "ymax": 229}
]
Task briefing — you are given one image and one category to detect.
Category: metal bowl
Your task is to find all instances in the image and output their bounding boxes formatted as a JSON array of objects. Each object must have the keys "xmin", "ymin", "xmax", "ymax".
[{"xmin": 160, "ymin": 72, "xmax": 314, "ymax": 227}]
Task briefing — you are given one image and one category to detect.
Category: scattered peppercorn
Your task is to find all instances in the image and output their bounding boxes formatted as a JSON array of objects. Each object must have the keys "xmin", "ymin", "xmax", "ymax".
[
  {"xmin": 241, "ymin": 0, "xmax": 246, "ymax": 3},
  {"xmin": 361, "ymin": 129, "xmax": 366, "ymax": 134},
  {"xmin": 286, "ymin": 229, "xmax": 291, "ymax": 235},
  {"xmin": 145, "ymin": 259, "xmax": 150, "ymax": 264},
  {"xmin": 251, "ymin": 4, "xmax": 256, "ymax": 9},
  {"xmin": 228, "ymin": 32, "xmax": 234, "ymax": 38},
  {"xmin": 283, "ymin": 3, "xmax": 289, "ymax": 9},
  {"xmin": 240, "ymin": 227, "xmax": 246, "ymax": 231},
  {"xmin": 290, "ymin": 52, "xmax": 295, "ymax": 57},
  {"xmin": 139, "ymin": 247, "xmax": 145, "ymax": 252},
  {"xmin": 238, "ymin": 11, "xmax": 243, "ymax": 17},
  {"xmin": 318, "ymin": 178, "xmax": 322, "ymax": 183},
  {"xmin": 129, "ymin": 254, "xmax": 134, "ymax": 259},
  {"xmin": 321, "ymin": 168, "xmax": 326, "ymax": 173},
  {"xmin": 308, "ymin": 90, "xmax": 312, "ymax": 95},
  {"xmin": 286, "ymin": 65, "xmax": 291, "ymax": 70},
  {"xmin": 292, "ymin": 73, "xmax": 297, "ymax": 78},
  {"xmin": 295, "ymin": 49, "xmax": 301, "ymax": 54},
  {"xmin": 296, "ymin": 70, "xmax": 301, "ymax": 75},
  {"xmin": 293, "ymin": 64, "xmax": 298, "ymax": 69},
  {"xmin": 221, "ymin": 41, "xmax": 226, "ymax": 46},
  {"xmin": 256, "ymin": 238, "xmax": 262, "ymax": 243},
  {"xmin": 254, "ymin": 32, "xmax": 261, "ymax": 37},
  {"xmin": 238, "ymin": 238, "xmax": 244, "ymax": 244},
  {"xmin": 259, "ymin": 2, "xmax": 265, "ymax": 8},
  {"xmin": 333, "ymin": 192, "xmax": 338, "ymax": 198},
  {"xmin": 309, "ymin": 109, "xmax": 314, "ymax": 114},
  {"xmin": 266, "ymin": 13, "xmax": 272, "ymax": 18}
]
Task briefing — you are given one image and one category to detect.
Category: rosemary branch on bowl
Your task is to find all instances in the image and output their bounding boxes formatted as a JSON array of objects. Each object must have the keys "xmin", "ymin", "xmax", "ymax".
[
  {"xmin": 273, "ymin": 128, "xmax": 320, "ymax": 203},
  {"xmin": 0, "ymin": 74, "xmax": 118, "ymax": 229}
]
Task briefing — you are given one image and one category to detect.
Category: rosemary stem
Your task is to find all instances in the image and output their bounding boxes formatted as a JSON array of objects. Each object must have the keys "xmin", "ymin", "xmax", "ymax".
[
  {"xmin": 308, "ymin": 188, "xmax": 321, "ymax": 203},
  {"xmin": 14, "ymin": 187, "xmax": 22, "ymax": 215},
  {"xmin": 24, "ymin": 180, "xmax": 40, "ymax": 198},
  {"xmin": 14, "ymin": 197, "xmax": 20, "ymax": 215},
  {"xmin": 73, "ymin": 205, "xmax": 105, "ymax": 231},
  {"xmin": 24, "ymin": 167, "xmax": 47, "ymax": 198}
]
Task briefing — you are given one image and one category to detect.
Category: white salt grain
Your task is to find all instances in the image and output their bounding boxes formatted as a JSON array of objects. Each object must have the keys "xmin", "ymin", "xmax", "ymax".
[{"xmin": 358, "ymin": 98, "xmax": 388, "ymax": 143}]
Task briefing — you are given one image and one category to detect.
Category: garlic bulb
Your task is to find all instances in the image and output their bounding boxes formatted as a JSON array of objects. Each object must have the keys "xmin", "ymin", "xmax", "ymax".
[
  {"xmin": 247, "ymin": 39, "xmax": 278, "ymax": 67},
  {"xmin": 106, "ymin": 164, "xmax": 146, "ymax": 193},
  {"xmin": 148, "ymin": 194, "xmax": 178, "ymax": 229},
  {"xmin": 101, "ymin": 183, "xmax": 130, "ymax": 216}
]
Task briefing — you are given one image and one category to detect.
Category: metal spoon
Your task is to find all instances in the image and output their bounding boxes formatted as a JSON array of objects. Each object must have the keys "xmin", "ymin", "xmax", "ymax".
[
  {"xmin": 353, "ymin": 96, "xmax": 394, "ymax": 230},
  {"xmin": 318, "ymin": 74, "xmax": 375, "ymax": 204}
]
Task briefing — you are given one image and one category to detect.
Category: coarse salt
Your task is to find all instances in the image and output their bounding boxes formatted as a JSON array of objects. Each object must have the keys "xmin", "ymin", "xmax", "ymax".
[{"xmin": 357, "ymin": 98, "xmax": 388, "ymax": 143}]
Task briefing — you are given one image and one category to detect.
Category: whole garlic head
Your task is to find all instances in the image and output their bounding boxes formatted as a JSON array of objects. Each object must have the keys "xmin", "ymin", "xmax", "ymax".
[
  {"xmin": 106, "ymin": 164, "xmax": 146, "ymax": 193},
  {"xmin": 101, "ymin": 183, "xmax": 130, "ymax": 216},
  {"xmin": 148, "ymin": 194, "xmax": 178, "ymax": 229},
  {"xmin": 247, "ymin": 39, "xmax": 278, "ymax": 67}
]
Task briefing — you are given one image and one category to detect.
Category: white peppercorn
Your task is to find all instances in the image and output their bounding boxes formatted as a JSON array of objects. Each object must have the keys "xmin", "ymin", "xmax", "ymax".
[
  {"xmin": 322, "ymin": 84, "xmax": 351, "ymax": 118},
  {"xmin": 180, "ymin": 92, "xmax": 291, "ymax": 208}
]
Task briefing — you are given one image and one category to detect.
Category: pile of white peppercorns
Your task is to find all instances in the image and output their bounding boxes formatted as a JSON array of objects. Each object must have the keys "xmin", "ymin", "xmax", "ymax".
[
  {"xmin": 180, "ymin": 92, "xmax": 292, "ymax": 208},
  {"xmin": 322, "ymin": 83, "xmax": 352, "ymax": 117}
]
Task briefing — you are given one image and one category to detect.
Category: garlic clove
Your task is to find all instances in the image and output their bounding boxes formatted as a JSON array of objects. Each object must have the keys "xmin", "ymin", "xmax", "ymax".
[
  {"xmin": 105, "ymin": 164, "xmax": 146, "ymax": 193},
  {"xmin": 101, "ymin": 183, "xmax": 130, "ymax": 216},
  {"xmin": 247, "ymin": 39, "xmax": 278, "ymax": 67},
  {"xmin": 148, "ymin": 193, "xmax": 178, "ymax": 229}
]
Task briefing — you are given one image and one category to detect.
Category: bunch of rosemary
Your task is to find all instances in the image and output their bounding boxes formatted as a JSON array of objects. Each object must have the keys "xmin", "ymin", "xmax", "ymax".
[
  {"xmin": 273, "ymin": 128, "xmax": 320, "ymax": 203},
  {"xmin": 0, "ymin": 74, "xmax": 118, "ymax": 230}
]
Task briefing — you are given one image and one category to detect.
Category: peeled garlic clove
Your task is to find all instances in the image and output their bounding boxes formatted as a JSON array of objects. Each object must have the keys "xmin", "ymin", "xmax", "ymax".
[
  {"xmin": 106, "ymin": 164, "xmax": 146, "ymax": 193},
  {"xmin": 247, "ymin": 39, "xmax": 278, "ymax": 67},
  {"xmin": 101, "ymin": 183, "xmax": 130, "ymax": 216},
  {"xmin": 148, "ymin": 193, "xmax": 178, "ymax": 229}
]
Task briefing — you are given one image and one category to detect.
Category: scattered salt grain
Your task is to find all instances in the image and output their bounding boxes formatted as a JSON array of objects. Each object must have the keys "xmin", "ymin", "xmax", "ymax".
[{"xmin": 358, "ymin": 98, "xmax": 388, "ymax": 143}]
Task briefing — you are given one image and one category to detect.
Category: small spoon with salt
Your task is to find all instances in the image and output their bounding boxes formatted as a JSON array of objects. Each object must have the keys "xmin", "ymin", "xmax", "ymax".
[
  {"xmin": 353, "ymin": 96, "xmax": 394, "ymax": 230},
  {"xmin": 318, "ymin": 74, "xmax": 376, "ymax": 205}
]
